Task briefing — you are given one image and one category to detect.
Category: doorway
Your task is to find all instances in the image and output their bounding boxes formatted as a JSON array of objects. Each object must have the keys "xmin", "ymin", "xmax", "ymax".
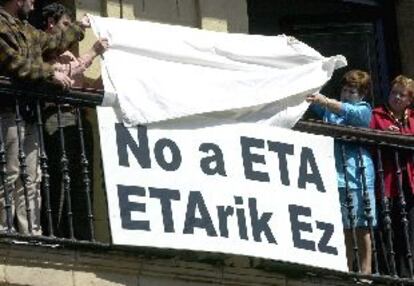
[{"xmin": 247, "ymin": 0, "xmax": 400, "ymax": 106}]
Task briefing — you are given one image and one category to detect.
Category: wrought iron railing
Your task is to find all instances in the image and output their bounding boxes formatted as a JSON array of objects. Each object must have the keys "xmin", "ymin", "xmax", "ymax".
[
  {"xmin": 295, "ymin": 120, "xmax": 414, "ymax": 282},
  {"xmin": 0, "ymin": 76, "xmax": 104, "ymax": 246},
  {"xmin": 1, "ymin": 76, "xmax": 414, "ymax": 284}
]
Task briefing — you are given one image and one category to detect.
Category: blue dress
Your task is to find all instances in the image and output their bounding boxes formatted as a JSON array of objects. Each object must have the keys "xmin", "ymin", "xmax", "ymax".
[{"xmin": 311, "ymin": 101, "xmax": 377, "ymax": 228}]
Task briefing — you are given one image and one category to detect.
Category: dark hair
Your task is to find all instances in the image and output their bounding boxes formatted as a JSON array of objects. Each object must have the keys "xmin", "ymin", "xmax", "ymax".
[{"xmin": 41, "ymin": 3, "xmax": 73, "ymax": 30}]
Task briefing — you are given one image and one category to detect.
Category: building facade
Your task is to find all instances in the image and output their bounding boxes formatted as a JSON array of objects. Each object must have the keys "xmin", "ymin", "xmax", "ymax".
[{"xmin": 2, "ymin": 1, "xmax": 414, "ymax": 285}]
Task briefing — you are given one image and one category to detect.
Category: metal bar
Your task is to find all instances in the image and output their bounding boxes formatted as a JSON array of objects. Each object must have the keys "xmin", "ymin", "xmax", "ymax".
[
  {"xmin": 0, "ymin": 231, "xmax": 109, "ymax": 247},
  {"xmin": 394, "ymin": 150, "xmax": 414, "ymax": 278},
  {"xmin": 36, "ymin": 100, "xmax": 53, "ymax": 236},
  {"xmin": 15, "ymin": 98, "xmax": 32, "ymax": 234},
  {"xmin": 294, "ymin": 120, "xmax": 414, "ymax": 149},
  {"xmin": 75, "ymin": 108, "xmax": 95, "ymax": 241},
  {"xmin": 340, "ymin": 143, "xmax": 361, "ymax": 272},
  {"xmin": 357, "ymin": 147, "xmax": 378, "ymax": 274},
  {"xmin": 376, "ymin": 148, "xmax": 397, "ymax": 276},
  {"xmin": 0, "ymin": 116, "xmax": 12, "ymax": 231},
  {"xmin": 0, "ymin": 77, "xmax": 103, "ymax": 107},
  {"xmin": 56, "ymin": 104, "xmax": 74, "ymax": 239}
]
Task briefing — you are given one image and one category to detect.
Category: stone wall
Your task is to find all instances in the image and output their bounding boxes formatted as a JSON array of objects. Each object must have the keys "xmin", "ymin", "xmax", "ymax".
[{"xmin": 0, "ymin": 242, "xmax": 387, "ymax": 286}]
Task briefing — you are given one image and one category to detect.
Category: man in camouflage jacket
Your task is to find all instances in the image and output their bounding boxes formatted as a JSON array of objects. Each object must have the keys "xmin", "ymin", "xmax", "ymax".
[
  {"xmin": 0, "ymin": 0, "xmax": 89, "ymax": 235},
  {"xmin": 0, "ymin": 0, "xmax": 87, "ymax": 85}
]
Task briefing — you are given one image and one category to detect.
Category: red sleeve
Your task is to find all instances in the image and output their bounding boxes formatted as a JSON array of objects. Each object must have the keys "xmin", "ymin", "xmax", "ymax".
[{"xmin": 369, "ymin": 112, "xmax": 377, "ymax": 129}]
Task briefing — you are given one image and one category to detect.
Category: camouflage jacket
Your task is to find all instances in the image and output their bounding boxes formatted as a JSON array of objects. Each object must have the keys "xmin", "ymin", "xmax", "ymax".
[{"xmin": 0, "ymin": 7, "xmax": 85, "ymax": 81}]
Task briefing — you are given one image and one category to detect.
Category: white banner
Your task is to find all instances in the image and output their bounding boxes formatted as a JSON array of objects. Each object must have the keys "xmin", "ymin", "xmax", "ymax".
[
  {"xmin": 90, "ymin": 16, "xmax": 346, "ymax": 128},
  {"xmin": 98, "ymin": 107, "xmax": 347, "ymax": 271}
]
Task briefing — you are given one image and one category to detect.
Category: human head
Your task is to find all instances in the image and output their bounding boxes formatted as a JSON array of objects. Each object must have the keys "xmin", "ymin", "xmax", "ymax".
[
  {"xmin": 41, "ymin": 3, "xmax": 73, "ymax": 32},
  {"xmin": 340, "ymin": 70, "xmax": 372, "ymax": 103},
  {"xmin": 0, "ymin": 0, "xmax": 34, "ymax": 19},
  {"xmin": 388, "ymin": 75, "xmax": 414, "ymax": 114}
]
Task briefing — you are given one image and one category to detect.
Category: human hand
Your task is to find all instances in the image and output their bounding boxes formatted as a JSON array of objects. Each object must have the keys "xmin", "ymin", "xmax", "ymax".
[
  {"xmin": 53, "ymin": 62, "xmax": 71, "ymax": 76},
  {"xmin": 387, "ymin": 125, "xmax": 400, "ymax": 132},
  {"xmin": 52, "ymin": 71, "xmax": 73, "ymax": 89},
  {"xmin": 92, "ymin": 38, "xmax": 109, "ymax": 55},
  {"xmin": 80, "ymin": 14, "xmax": 91, "ymax": 29},
  {"xmin": 306, "ymin": 93, "xmax": 326, "ymax": 106}
]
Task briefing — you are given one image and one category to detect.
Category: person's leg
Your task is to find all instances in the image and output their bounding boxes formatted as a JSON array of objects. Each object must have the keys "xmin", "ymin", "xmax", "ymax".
[
  {"xmin": 0, "ymin": 113, "xmax": 17, "ymax": 232},
  {"xmin": 0, "ymin": 184, "xmax": 14, "ymax": 232},
  {"xmin": 341, "ymin": 187, "xmax": 357, "ymax": 271},
  {"xmin": 14, "ymin": 122, "xmax": 41, "ymax": 235},
  {"xmin": 344, "ymin": 229, "xmax": 372, "ymax": 274},
  {"xmin": 357, "ymin": 228, "xmax": 372, "ymax": 274},
  {"xmin": 358, "ymin": 186, "xmax": 377, "ymax": 275},
  {"xmin": 343, "ymin": 187, "xmax": 375, "ymax": 274},
  {"xmin": 344, "ymin": 230, "xmax": 355, "ymax": 271}
]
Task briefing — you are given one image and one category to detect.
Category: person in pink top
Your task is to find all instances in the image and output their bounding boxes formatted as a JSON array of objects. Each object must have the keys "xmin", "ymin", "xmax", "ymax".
[{"xmin": 42, "ymin": 2, "xmax": 108, "ymax": 88}]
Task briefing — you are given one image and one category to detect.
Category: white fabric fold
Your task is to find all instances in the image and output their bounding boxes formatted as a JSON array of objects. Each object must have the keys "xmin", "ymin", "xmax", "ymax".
[{"xmin": 90, "ymin": 15, "xmax": 346, "ymax": 128}]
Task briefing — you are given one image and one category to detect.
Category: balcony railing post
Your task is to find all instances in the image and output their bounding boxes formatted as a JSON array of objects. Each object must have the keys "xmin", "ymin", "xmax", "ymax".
[
  {"xmin": 394, "ymin": 150, "xmax": 414, "ymax": 278},
  {"xmin": 357, "ymin": 146, "xmax": 378, "ymax": 274},
  {"xmin": 376, "ymin": 147, "xmax": 397, "ymax": 277},
  {"xmin": 36, "ymin": 100, "xmax": 54, "ymax": 237},
  {"xmin": 340, "ymin": 142, "xmax": 361, "ymax": 272},
  {"xmin": 56, "ymin": 104, "xmax": 74, "ymax": 239},
  {"xmin": 15, "ymin": 98, "xmax": 32, "ymax": 234},
  {"xmin": 75, "ymin": 107, "xmax": 95, "ymax": 241}
]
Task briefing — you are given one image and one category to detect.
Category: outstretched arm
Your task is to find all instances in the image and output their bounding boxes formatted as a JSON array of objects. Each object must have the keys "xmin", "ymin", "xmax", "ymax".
[
  {"xmin": 71, "ymin": 38, "xmax": 109, "ymax": 77},
  {"xmin": 306, "ymin": 93, "xmax": 342, "ymax": 114}
]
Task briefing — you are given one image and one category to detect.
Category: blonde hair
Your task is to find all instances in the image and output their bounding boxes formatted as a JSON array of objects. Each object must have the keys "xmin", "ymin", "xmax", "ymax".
[
  {"xmin": 341, "ymin": 70, "xmax": 372, "ymax": 98},
  {"xmin": 391, "ymin": 75, "xmax": 414, "ymax": 100}
]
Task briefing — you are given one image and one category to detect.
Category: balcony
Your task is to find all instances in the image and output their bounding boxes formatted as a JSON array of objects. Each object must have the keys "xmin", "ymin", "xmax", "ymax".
[{"xmin": 0, "ymin": 76, "xmax": 414, "ymax": 285}]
